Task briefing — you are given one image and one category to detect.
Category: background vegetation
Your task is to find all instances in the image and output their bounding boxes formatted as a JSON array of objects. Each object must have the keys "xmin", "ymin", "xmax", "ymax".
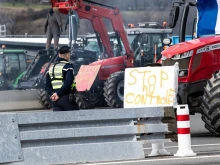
[{"xmin": 0, "ymin": 0, "xmax": 197, "ymax": 36}]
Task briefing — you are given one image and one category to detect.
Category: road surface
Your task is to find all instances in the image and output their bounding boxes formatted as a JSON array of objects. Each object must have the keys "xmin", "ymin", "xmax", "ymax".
[{"xmin": 76, "ymin": 114, "xmax": 220, "ymax": 165}]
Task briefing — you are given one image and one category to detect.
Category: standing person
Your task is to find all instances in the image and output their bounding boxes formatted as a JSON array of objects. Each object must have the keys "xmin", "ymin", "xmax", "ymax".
[
  {"xmin": 64, "ymin": 8, "xmax": 80, "ymax": 49},
  {"xmin": 45, "ymin": 46, "xmax": 76, "ymax": 111},
  {"xmin": 44, "ymin": 8, "xmax": 63, "ymax": 54}
]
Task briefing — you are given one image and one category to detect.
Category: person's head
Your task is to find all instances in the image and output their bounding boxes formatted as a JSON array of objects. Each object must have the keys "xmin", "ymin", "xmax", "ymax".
[
  {"xmin": 58, "ymin": 46, "xmax": 71, "ymax": 61},
  {"xmin": 69, "ymin": 9, "xmax": 73, "ymax": 14},
  {"xmin": 49, "ymin": 8, "xmax": 54, "ymax": 16}
]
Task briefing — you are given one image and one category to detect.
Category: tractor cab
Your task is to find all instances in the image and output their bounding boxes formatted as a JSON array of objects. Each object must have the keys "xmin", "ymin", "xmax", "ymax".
[
  {"xmin": 82, "ymin": 25, "xmax": 172, "ymax": 67},
  {"xmin": 125, "ymin": 27, "xmax": 172, "ymax": 66},
  {"xmin": 0, "ymin": 46, "xmax": 28, "ymax": 90}
]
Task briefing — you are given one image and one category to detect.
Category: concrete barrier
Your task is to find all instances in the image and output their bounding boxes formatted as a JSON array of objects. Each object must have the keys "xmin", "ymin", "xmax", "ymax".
[{"xmin": 0, "ymin": 90, "xmax": 44, "ymax": 111}]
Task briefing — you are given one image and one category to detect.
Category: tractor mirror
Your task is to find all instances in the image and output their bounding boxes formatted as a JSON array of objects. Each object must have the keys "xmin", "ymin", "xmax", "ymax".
[{"xmin": 169, "ymin": 5, "xmax": 180, "ymax": 28}]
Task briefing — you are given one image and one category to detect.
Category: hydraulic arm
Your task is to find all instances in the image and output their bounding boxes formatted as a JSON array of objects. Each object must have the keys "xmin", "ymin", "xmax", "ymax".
[{"xmin": 50, "ymin": 0, "xmax": 134, "ymax": 66}]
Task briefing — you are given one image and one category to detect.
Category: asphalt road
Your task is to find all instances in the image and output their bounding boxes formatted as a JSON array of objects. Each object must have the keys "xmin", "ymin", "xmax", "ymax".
[{"xmin": 77, "ymin": 114, "xmax": 220, "ymax": 165}]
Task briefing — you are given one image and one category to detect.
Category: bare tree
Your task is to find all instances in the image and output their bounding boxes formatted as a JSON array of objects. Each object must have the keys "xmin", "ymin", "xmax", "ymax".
[{"xmin": 0, "ymin": 10, "xmax": 31, "ymax": 35}]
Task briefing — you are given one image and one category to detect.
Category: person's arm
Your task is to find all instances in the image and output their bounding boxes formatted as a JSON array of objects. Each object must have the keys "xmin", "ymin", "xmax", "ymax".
[
  {"xmin": 65, "ymin": 15, "xmax": 69, "ymax": 30},
  {"xmin": 44, "ymin": 14, "xmax": 49, "ymax": 33},
  {"xmin": 56, "ymin": 64, "xmax": 74, "ymax": 97},
  {"xmin": 45, "ymin": 73, "xmax": 54, "ymax": 96}
]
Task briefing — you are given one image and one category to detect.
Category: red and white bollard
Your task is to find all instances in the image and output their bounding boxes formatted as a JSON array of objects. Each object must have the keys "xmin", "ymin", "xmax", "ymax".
[{"xmin": 174, "ymin": 104, "xmax": 196, "ymax": 157}]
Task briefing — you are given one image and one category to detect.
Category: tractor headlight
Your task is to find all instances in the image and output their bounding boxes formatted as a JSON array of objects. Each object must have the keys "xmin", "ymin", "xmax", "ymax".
[
  {"xmin": 172, "ymin": 50, "xmax": 193, "ymax": 60},
  {"xmin": 179, "ymin": 70, "xmax": 188, "ymax": 77}
]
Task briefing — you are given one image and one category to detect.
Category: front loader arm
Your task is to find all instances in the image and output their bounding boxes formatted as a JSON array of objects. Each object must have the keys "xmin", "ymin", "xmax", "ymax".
[{"xmin": 50, "ymin": 0, "xmax": 134, "ymax": 67}]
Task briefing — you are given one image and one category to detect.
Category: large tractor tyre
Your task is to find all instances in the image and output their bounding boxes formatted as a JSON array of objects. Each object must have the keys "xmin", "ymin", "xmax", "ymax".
[
  {"xmin": 75, "ymin": 92, "xmax": 99, "ymax": 109},
  {"xmin": 200, "ymin": 72, "xmax": 220, "ymax": 136},
  {"xmin": 201, "ymin": 115, "xmax": 219, "ymax": 136},
  {"xmin": 104, "ymin": 71, "xmax": 125, "ymax": 108},
  {"xmin": 69, "ymin": 93, "xmax": 76, "ymax": 105},
  {"xmin": 38, "ymin": 89, "xmax": 52, "ymax": 109}
]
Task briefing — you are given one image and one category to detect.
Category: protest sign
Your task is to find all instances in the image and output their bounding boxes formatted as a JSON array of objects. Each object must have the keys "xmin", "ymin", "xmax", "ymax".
[
  {"xmin": 124, "ymin": 65, "xmax": 178, "ymax": 108},
  {"xmin": 75, "ymin": 65, "xmax": 101, "ymax": 92}
]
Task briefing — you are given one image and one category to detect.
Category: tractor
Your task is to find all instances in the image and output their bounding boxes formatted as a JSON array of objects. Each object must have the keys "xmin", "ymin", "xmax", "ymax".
[
  {"xmin": 76, "ymin": 26, "xmax": 173, "ymax": 108},
  {"xmin": 16, "ymin": 44, "xmax": 97, "ymax": 109},
  {"xmin": 0, "ymin": 45, "xmax": 31, "ymax": 90},
  {"xmin": 50, "ymin": 0, "xmax": 173, "ymax": 109},
  {"xmin": 162, "ymin": 0, "xmax": 220, "ymax": 135}
]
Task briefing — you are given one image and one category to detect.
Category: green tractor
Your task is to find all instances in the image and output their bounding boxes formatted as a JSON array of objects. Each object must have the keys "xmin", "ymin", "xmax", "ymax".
[{"xmin": 0, "ymin": 46, "xmax": 31, "ymax": 90}]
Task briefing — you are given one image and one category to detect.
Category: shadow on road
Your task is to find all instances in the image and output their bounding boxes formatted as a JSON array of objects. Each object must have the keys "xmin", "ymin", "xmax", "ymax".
[{"xmin": 191, "ymin": 132, "xmax": 218, "ymax": 138}]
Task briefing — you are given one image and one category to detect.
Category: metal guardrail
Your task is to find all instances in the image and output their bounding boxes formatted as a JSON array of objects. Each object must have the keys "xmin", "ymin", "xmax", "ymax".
[
  {"xmin": 0, "ymin": 35, "xmax": 85, "ymax": 38},
  {"xmin": 0, "ymin": 107, "xmax": 176, "ymax": 165},
  {"xmin": 0, "ymin": 90, "xmax": 45, "ymax": 111}
]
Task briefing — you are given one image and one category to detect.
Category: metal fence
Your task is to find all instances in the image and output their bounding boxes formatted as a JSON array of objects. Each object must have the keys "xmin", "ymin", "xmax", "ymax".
[{"xmin": 0, "ymin": 107, "xmax": 176, "ymax": 165}]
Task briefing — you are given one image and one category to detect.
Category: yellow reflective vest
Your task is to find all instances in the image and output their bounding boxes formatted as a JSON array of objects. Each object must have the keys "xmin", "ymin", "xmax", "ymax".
[{"xmin": 48, "ymin": 61, "xmax": 69, "ymax": 89}]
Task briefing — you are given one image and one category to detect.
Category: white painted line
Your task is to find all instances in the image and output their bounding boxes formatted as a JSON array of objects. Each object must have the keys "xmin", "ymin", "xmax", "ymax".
[
  {"xmin": 79, "ymin": 154, "xmax": 220, "ymax": 165},
  {"xmin": 143, "ymin": 143, "xmax": 220, "ymax": 150}
]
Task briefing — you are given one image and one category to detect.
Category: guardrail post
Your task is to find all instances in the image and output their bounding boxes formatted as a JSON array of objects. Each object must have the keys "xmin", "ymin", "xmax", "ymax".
[
  {"xmin": 163, "ymin": 107, "xmax": 177, "ymax": 141},
  {"xmin": 0, "ymin": 113, "xmax": 23, "ymax": 163},
  {"xmin": 149, "ymin": 143, "xmax": 170, "ymax": 156},
  {"xmin": 174, "ymin": 104, "xmax": 196, "ymax": 157},
  {"xmin": 147, "ymin": 117, "xmax": 171, "ymax": 157}
]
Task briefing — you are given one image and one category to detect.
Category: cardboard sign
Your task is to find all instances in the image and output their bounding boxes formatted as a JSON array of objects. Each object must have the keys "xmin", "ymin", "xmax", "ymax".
[
  {"xmin": 124, "ymin": 65, "xmax": 178, "ymax": 108},
  {"xmin": 75, "ymin": 65, "xmax": 101, "ymax": 92}
]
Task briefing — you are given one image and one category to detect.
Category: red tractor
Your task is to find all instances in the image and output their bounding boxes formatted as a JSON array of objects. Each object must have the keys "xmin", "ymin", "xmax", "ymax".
[
  {"xmin": 51, "ymin": 0, "xmax": 171, "ymax": 109},
  {"xmin": 162, "ymin": 0, "xmax": 220, "ymax": 135}
]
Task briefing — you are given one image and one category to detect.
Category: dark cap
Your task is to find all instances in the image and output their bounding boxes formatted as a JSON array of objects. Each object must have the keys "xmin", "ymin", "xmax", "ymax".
[{"xmin": 59, "ymin": 46, "xmax": 70, "ymax": 54}]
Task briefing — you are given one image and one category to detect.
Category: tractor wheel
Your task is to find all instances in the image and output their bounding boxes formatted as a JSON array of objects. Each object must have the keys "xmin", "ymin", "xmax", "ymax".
[
  {"xmin": 38, "ymin": 89, "xmax": 52, "ymax": 109},
  {"xmin": 200, "ymin": 72, "xmax": 220, "ymax": 136},
  {"xmin": 75, "ymin": 92, "xmax": 99, "ymax": 109},
  {"xmin": 104, "ymin": 71, "xmax": 124, "ymax": 108}
]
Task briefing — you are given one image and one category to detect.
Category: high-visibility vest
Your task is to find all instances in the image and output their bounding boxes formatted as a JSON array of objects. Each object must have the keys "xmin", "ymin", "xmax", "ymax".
[{"xmin": 48, "ymin": 61, "xmax": 69, "ymax": 89}]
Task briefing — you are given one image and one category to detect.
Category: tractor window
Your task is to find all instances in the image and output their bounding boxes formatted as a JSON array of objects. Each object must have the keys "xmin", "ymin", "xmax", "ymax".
[
  {"xmin": 128, "ymin": 34, "xmax": 139, "ymax": 51},
  {"xmin": 128, "ymin": 35, "xmax": 138, "ymax": 46},
  {"xmin": 5, "ymin": 54, "xmax": 19, "ymax": 76},
  {"xmin": 128, "ymin": 34, "xmax": 140, "ymax": 51},
  {"xmin": 151, "ymin": 34, "xmax": 163, "ymax": 60},
  {"xmin": 141, "ymin": 34, "xmax": 163, "ymax": 64},
  {"xmin": 19, "ymin": 54, "xmax": 27, "ymax": 72},
  {"xmin": 84, "ymin": 39, "xmax": 100, "ymax": 52},
  {"xmin": 110, "ymin": 35, "xmax": 138, "ymax": 57}
]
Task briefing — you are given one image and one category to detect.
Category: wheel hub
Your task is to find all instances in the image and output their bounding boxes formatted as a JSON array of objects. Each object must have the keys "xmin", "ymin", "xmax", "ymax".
[{"xmin": 117, "ymin": 80, "xmax": 124, "ymax": 101}]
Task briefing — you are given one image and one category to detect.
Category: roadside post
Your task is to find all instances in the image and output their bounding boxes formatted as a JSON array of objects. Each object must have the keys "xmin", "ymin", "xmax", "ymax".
[{"xmin": 174, "ymin": 104, "xmax": 197, "ymax": 157}]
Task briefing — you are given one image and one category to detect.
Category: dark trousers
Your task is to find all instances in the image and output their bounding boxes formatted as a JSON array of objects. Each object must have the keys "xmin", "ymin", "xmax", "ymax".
[
  {"xmin": 46, "ymin": 30, "xmax": 60, "ymax": 51},
  {"xmin": 52, "ymin": 95, "xmax": 76, "ymax": 111}
]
